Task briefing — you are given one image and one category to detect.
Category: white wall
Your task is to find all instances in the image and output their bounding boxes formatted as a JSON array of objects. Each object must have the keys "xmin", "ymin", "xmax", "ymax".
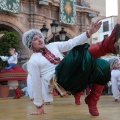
[
  {"xmin": 98, "ymin": 16, "xmax": 118, "ymax": 41},
  {"xmin": 91, "ymin": 16, "xmax": 118, "ymax": 44}
]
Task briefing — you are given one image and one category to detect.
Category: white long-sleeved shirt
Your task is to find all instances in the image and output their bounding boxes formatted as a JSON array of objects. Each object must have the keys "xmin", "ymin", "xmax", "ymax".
[
  {"xmin": 0, "ymin": 53, "xmax": 18, "ymax": 64},
  {"xmin": 111, "ymin": 69, "xmax": 120, "ymax": 80},
  {"xmin": 28, "ymin": 32, "xmax": 88, "ymax": 106}
]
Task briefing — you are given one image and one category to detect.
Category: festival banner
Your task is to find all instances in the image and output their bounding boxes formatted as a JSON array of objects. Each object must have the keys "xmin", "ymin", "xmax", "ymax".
[
  {"xmin": 0, "ymin": 0, "xmax": 20, "ymax": 13},
  {"xmin": 59, "ymin": 0, "xmax": 76, "ymax": 25}
]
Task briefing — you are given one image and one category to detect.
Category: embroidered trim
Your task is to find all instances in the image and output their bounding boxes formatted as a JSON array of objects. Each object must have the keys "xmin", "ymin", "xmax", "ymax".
[{"xmin": 33, "ymin": 47, "xmax": 61, "ymax": 65}]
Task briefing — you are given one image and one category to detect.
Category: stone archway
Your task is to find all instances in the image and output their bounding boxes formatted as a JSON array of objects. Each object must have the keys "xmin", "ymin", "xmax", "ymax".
[
  {"xmin": 0, "ymin": 16, "xmax": 27, "ymax": 35},
  {"xmin": 0, "ymin": 15, "xmax": 31, "ymax": 58}
]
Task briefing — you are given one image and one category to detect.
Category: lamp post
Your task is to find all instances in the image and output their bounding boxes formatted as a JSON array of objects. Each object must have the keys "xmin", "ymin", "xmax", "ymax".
[
  {"xmin": 40, "ymin": 24, "xmax": 49, "ymax": 44},
  {"xmin": 40, "ymin": 20, "xmax": 67, "ymax": 43},
  {"xmin": 50, "ymin": 20, "xmax": 58, "ymax": 42},
  {"xmin": 59, "ymin": 28, "xmax": 67, "ymax": 41}
]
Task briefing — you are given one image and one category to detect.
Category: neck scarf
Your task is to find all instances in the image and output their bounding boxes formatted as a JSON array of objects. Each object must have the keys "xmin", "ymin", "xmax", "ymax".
[{"xmin": 33, "ymin": 47, "xmax": 61, "ymax": 65}]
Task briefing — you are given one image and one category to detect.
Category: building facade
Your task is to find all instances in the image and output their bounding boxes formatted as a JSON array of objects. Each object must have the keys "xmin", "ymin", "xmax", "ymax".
[
  {"xmin": 90, "ymin": 0, "xmax": 106, "ymax": 43},
  {"xmin": 92, "ymin": 16, "xmax": 118, "ymax": 44},
  {"xmin": 0, "ymin": 0, "xmax": 100, "ymax": 58},
  {"xmin": 89, "ymin": 0, "xmax": 106, "ymax": 17},
  {"xmin": 118, "ymin": 0, "xmax": 120, "ymax": 22},
  {"xmin": 98, "ymin": 16, "xmax": 118, "ymax": 41}
]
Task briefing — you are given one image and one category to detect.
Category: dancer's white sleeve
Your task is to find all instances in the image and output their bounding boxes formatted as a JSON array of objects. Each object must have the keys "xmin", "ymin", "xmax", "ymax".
[
  {"xmin": 51, "ymin": 32, "xmax": 88, "ymax": 52},
  {"xmin": 0, "ymin": 56, "xmax": 9, "ymax": 61},
  {"xmin": 28, "ymin": 62, "xmax": 43, "ymax": 106}
]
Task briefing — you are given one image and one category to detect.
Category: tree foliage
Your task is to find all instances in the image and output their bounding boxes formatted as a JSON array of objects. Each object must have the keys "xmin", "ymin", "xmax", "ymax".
[{"xmin": 0, "ymin": 31, "xmax": 19, "ymax": 69}]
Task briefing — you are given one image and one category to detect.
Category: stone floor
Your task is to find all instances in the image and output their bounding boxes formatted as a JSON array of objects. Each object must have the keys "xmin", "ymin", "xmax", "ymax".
[{"xmin": 0, "ymin": 95, "xmax": 120, "ymax": 120}]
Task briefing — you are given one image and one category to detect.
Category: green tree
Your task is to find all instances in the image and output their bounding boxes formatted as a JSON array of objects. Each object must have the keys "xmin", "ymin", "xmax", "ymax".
[{"xmin": 0, "ymin": 31, "xmax": 19, "ymax": 69}]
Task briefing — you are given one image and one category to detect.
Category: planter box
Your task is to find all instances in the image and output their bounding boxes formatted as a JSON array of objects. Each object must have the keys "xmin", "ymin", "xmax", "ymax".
[{"xmin": 0, "ymin": 85, "xmax": 9, "ymax": 97}]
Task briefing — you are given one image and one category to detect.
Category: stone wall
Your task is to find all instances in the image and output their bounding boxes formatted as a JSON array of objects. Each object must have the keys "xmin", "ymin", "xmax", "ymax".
[{"xmin": 0, "ymin": 0, "xmax": 100, "ymax": 58}]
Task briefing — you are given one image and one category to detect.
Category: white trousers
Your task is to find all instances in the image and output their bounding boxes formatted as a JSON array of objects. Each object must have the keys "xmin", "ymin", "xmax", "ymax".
[
  {"xmin": 111, "ymin": 77, "xmax": 120, "ymax": 99},
  {"xmin": 8, "ymin": 80, "xmax": 18, "ymax": 89},
  {"xmin": 22, "ymin": 87, "xmax": 29, "ymax": 96}
]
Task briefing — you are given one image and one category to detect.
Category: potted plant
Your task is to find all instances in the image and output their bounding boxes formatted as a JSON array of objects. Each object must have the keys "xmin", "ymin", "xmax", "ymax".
[{"xmin": 0, "ymin": 81, "xmax": 9, "ymax": 97}]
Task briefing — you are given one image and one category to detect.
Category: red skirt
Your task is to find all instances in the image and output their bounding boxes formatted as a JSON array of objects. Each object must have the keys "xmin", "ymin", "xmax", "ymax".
[{"xmin": 0, "ymin": 66, "xmax": 27, "ymax": 81}]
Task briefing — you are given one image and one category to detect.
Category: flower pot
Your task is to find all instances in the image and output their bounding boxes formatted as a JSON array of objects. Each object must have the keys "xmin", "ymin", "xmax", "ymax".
[{"xmin": 0, "ymin": 85, "xmax": 9, "ymax": 97}]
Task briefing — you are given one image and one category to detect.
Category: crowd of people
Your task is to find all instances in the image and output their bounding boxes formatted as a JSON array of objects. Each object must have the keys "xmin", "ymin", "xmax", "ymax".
[{"xmin": 0, "ymin": 20, "xmax": 120, "ymax": 117}]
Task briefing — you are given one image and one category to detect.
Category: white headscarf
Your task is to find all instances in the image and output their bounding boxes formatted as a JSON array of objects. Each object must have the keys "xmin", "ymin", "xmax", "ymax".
[{"xmin": 108, "ymin": 58, "xmax": 118, "ymax": 67}]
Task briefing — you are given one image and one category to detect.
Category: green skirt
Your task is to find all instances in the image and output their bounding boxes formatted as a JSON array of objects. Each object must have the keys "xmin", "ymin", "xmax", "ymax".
[{"xmin": 55, "ymin": 43, "xmax": 111, "ymax": 94}]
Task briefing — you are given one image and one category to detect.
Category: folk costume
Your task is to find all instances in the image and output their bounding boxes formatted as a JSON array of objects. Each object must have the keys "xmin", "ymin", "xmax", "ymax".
[
  {"xmin": 22, "ymin": 29, "xmax": 89, "ymax": 107},
  {"xmin": 27, "ymin": 74, "xmax": 34, "ymax": 100},
  {"xmin": 22, "ymin": 62, "xmax": 33, "ymax": 100},
  {"xmin": 0, "ymin": 51, "xmax": 27, "ymax": 99},
  {"xmin": 55, "ymin": 24, "xmax": 120, "ymax": 116},
  {"xmin": 108, "ymin": 58, "xmax": 120, "ymax": 101},
  {"xmin": 22, "ymin": 24, "xmax": 120, "ymax": 116}
]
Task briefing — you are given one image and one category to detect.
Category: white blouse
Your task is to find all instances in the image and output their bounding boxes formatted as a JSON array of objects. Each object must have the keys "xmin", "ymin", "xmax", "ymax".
[
  {"xmin": 0, "ymin": 53, "xmax": 18, "ymax": 64},
  {"xmin": 28, "ymin": 32, "xmax": 88, "ymax": 106},
  {"xmin": 111, "ymin": 69, "xmax": 120, "ymax": 81}
]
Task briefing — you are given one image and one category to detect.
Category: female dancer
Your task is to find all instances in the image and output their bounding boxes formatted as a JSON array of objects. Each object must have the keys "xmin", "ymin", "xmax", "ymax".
[
  {"xmin": 0, "ymin": 48, "xmax": 27, "ymax": 99},
  {"xmin": 109, "ymin": 57, "xmax": 120, "ymax": 101}
]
